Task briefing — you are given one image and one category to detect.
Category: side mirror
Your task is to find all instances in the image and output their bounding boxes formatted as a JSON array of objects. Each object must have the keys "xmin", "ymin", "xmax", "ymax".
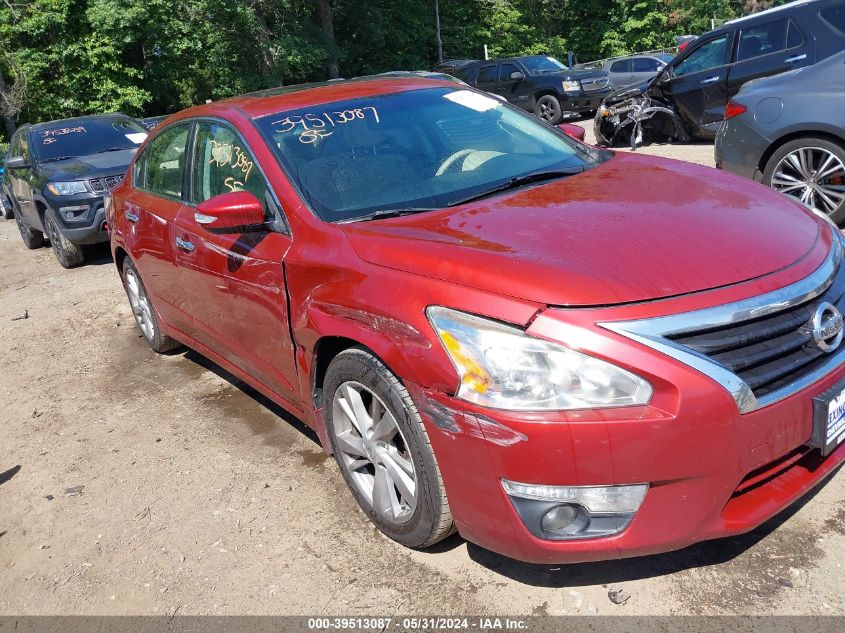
[
  {"xmin": 509, "ymin": 71, "xmax": 525, "ymax": 81},
  {"xmin": 194, "ymin": 191, "xmax": 265, "ymax": 232},
  {"xmin": 557, "ymin": 123, "xmax": 586, "ymax": 142},
  {"xmin": 6, "ymin": 156, "xmax": 29, "ymax": 170}
]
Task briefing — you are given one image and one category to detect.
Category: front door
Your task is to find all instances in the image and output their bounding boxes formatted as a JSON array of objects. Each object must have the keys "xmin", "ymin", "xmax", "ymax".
[
  {"xmin": 8, "ymin": 131, "xmax": 37, "ymax": 226},
  {"xmin": 659, "ymin": 34, "xmax": 732, "ymax": 136},
  {"xmin": 173, "ymin": 120, "xmax": 300, "ymax": 404}
]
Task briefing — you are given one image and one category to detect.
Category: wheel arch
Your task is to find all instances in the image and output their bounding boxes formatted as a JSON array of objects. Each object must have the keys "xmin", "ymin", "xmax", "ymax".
[
  {"xmin": 759, "ymin": 129, "xmax": 845, "ymax": 176},
  {"xmin": 113, "ymin": 245, "xmax": 130, "ymax": 279}
]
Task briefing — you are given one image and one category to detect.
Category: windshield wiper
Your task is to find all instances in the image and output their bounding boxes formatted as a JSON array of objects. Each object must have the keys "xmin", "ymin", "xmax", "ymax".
[
  {"xmin": 447, "ymin": 168, "xmax": 584, "ymax": 207},
  {"xmin": 339, "ymin": 208, "xmax": 437, "ymax": 223},
  {"xmin": 99, "ymin": 147, "xmax": 136, "ymax": 153}
]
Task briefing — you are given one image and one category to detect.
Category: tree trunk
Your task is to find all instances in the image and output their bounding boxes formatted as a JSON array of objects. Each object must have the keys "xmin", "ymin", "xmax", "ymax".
[
  {"xmin": 434, "ymin": 0, "xmax": 444, "ymax": 64},
  {"xmin": 317, "ymin": 0, "xmax": 339, "ymax": 79},
  {"xmin": 0, "ymin": 66, "xmax": 17, "ymax": 139}
]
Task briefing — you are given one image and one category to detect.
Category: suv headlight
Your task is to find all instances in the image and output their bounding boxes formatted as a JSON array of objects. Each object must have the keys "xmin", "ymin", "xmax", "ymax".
[
  {"xmin": 47, "ymin": 181, "xmax": 88, "ymax": 196},
  {"xmin": 427, "ymin": 306, "xmax": 653, "ymax": 411},
  {"xmin": 562, "ymin": 80, "xmax": 581, "ymax": 92}
]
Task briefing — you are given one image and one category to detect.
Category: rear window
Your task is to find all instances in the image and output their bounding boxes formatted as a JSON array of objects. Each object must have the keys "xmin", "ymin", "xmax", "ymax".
[
  {"xmin": 610, "ymin": 60, "xmax": 631, "ymax": 73},
  {"xmin": 33, "ymin": 117, "xmax": 147, "ymax": 162},
  {"xmin": 821, "ymin": 4, "xmax": 845, "ymax": 34},
  {"xmin": 737, "ymin": 20, "xmax": 788, "ymax": 61},
  {"xmin": 632, "ymin": 58, "xmax": 661, "ymax": 72}
]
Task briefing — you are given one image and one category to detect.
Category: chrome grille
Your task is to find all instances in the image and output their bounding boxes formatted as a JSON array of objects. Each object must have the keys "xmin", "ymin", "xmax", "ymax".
[
  {"xmin": 580, "ymin": 77, "xmax": 609, "ymax": 92},
  {"xmin": 604, "ymin": 230, "xmax": 845, "ymax": 414},
  {"xmin": 89, "ymin": 174, "xmax": 124, "ymax": 193}
]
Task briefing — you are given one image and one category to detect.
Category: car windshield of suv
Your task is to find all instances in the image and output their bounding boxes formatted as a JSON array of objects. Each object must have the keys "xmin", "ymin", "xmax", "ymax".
[
  {"xmin": 255, "ymin": 87, "xmax": 601, "ymax": 222},
  {"xmin": 521, "ymin": 56, "xmax": 567, "ymax": 74},
  {"xmin": 33, "ymin": 117, "xmax": 148, "ymax": 162}
]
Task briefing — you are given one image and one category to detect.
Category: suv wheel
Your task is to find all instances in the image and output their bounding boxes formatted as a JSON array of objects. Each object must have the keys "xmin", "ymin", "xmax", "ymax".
[
  {"xmin": 763, "ymin": 137, "xmax": 845, "ymax": 225},
  {"xmin": 44, "ymin": 209, "xmax": 84, "ymax": 268},
  {"xmin": 324, "ymin": 347, "xmax": 454, "ymax": 548},
  {"xmin": 535, "ymin": 95, "xmax": 562, "ymax": 124},
  {"xmin": 122, "ymin": 259, "xmax": 181, "ymax": 353},
  {"xmin": 14, "ymin": 205, "xmax": 45, "ymax": 249}
]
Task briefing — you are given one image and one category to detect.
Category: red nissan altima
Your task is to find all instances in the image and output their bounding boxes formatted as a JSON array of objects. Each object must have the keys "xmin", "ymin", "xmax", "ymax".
[{"xmin": 107, "ymin": 76, "xmax": 845, "ymax": 564}]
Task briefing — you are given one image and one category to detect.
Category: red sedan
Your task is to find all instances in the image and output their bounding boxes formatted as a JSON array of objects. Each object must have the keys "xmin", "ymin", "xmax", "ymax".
[{"xmin": 107, "ymin": 76, "xmax": 845, "ymax": 564}]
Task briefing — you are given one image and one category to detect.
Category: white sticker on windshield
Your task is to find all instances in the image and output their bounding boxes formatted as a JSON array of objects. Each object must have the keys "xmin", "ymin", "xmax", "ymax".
[
  {"xmin": 443, "ymin": 90, "xmax": 500, "ymax": 112},
  {"xmin": 125, "ymin": 132, "xmax": 147, "ymax": 144}
]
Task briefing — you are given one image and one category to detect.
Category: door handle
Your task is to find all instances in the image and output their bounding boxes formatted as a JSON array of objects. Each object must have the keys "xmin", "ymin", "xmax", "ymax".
[
  {"xmin": 175, "ymin": 237, "xmax": 195, "ymax": 253},
  {"xmin": 700, "ymin": 76, "xmax": 720, "ymax": 85},
  {"xmin": 785, "ymin": 53, "xmax": 807, "ymax": 63},
  {"xmin": 125, "ymin": 209, "xmax": 140, "ymax": 223}
]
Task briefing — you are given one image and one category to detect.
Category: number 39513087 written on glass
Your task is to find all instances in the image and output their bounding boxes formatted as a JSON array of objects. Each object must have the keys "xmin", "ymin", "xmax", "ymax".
[{"xmin": 271, "ymin": 107, "xmax": 380, "ymax": 144}]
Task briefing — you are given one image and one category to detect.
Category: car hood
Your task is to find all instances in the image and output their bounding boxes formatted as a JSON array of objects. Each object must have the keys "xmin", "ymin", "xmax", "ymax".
[
  {"xmin": 39, "ymin": 149, "xmax": 137, "ymax": 181},
  {"xmin": 604, "ymin": 77, "xmax": 655, "ymax": 103},
  {"xmin": 342, "ymin": 153, "xmax": 823, "ymax": 307}
]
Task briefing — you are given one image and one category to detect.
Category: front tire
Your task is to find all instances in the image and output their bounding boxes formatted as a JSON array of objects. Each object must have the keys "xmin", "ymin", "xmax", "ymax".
[
  {"xmin": 324, "ymin": 347, "xmax": 454, "ymax": 548},
  {"xmin": 535, "ymin": 95, "xmax": 562, "ymax": 125},
  {"xmin": 1, "ymin": 196, "xmax": 13, "ymax": 220},
  {"xmin": 44, "ymin": 209, "xmax": 84, "ymax": 268},
  {"xmin": 122, "ymin": 259, "xmax": 181, "ymax": 353},
  {"xmin": 13, "ymin": 203, "xmax": 45, "ymax": 249},
  {"xmin": 763, "ymin": 137, "xmax": 845, "ymax": 225}
]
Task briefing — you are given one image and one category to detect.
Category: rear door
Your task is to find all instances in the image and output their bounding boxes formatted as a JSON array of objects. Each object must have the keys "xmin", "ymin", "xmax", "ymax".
[
  {"xmin": 660, "ymin": 34, "xmax": 733, "ymax": 135},
  {"xmin": 121, "ymin": 122, "xmax": 193, "ymax": 332},
  {"xmin": 172, "ymin": 119, "xmax": 299, "ymax": 403},
  {"xmin": 607, "ymin": 59, "xmax": 632, "ymax": 88},
  {"xmin": 474, "ymin": 63, "xmax": 499, "ymax": 93},
  {"xmin": 726, "ymin": 19, "xmax": 810, "ymax": 101}
]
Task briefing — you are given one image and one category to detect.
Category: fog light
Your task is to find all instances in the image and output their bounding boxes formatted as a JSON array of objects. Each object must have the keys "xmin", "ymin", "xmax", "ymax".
[
  {"xmin": 540, "ymin": 504, "xmax": 579, "ymax": 533},
  {"xmin": 503, "ymin": 480, "xmax": 648, "ymax": 541}
]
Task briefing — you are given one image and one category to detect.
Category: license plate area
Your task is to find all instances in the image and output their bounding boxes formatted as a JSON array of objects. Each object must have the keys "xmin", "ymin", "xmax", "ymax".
[{"xmin": 812, "ymin": 378, "xmax": 845, "ymax": 457}]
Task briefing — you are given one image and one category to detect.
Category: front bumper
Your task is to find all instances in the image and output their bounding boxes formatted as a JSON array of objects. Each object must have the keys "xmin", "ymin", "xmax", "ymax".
[
  {"xmin": 42, "ymin": 191, "xmax": 109, "ymax": 245},
  {"xmin": 406, "ymin": 258, "xmax": 845, "ymax": 563},
  {"xmin": 559, "ymin": 88, "xmax": 612, "ymax": 115}
]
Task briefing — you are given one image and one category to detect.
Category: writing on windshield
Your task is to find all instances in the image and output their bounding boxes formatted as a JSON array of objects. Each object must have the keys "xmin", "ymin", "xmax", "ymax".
[{"xmin": 271, "ymin": 107, "xmax": 381, "ymax": 145}]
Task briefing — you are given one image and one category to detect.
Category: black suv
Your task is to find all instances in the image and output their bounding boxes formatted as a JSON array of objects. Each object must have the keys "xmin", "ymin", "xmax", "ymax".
[
  {"xmin": 596, "ymin": 0, "xmax": 845, "ymax": 146},
  {"xmin": 3, "ymin": 113, "xmax": 147, "ymax": 267},
  {"xmin": 434, "ymin": 55, "xmax": 611, "ymax": 124}
]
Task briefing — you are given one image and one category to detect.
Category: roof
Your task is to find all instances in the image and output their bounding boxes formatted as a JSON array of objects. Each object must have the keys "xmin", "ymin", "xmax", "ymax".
[
  {"xmin": 723, "ymin": 0, "xmax": 815, "ymax": 26},
  {"xmin": 30, "ymin": 112, "xmax": 131, "ymax": 131},
  {"xmin": 173, "ymin": 75, "xmax": 458, "ymax": 121}
]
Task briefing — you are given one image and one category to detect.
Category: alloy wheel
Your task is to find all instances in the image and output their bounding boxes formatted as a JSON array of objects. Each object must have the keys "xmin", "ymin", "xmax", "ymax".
[
  {"xmin": 331, "ymin": 381, "xmax": 417, "ymax": 524},
  {"xmin": 771, "ymin": 147, "xmax": 845, "ymax": 215},
  {"xmin": 124, "ymin": 267, "xmax": 156, "ymax": 341}
]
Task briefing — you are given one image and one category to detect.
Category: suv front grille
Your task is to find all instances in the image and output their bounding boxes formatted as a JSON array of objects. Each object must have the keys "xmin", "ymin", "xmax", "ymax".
[
  {"xmin": 604, "ymin": 229, "xmax": 845, "ymax": 414},
  {"xmin": 669, "ymin": 262, "xmax": 845, "ymax": 399},
  {"xmin": 580, "ymin": 77, "xmax": 609, "ymax": 92},
  {"xmin": 89, "ymin": 174, "xmax": 124, "ymax": 193}
]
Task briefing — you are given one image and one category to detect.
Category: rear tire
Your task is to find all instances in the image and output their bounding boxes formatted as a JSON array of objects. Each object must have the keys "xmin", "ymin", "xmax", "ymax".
[
  {"xmin": 13, "ymin": 203, "xmax": 45, "ymax": 249},
  {"xmin": 121, "ymin": 259, "xmax": 181, "ymax": 353},
  {"xmin": 763, "ymin": 137, "xmax": 845, "ymax": 226},
  {"xmin": 535, "ymin": 95, "xmax": 562, "ymax": 125},
  {"xmin": 324, "ymin": 346, "xmax": 454, "ymax": 549},
  {"xmin": 44, "ymin": 209, "xmax": 84, "ymax": 268}
]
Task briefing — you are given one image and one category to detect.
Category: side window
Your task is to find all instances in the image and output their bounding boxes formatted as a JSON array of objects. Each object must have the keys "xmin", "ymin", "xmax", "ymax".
[
  {"xmin": 633, "ymin": 58, "xmax": 661, "ymax": 72},
  {"xmin": 192, "ymin": 122, "xmax": 267, "ymax": 210},
  {"xmin": 673, "ymin": 36, "xmax": 729, "ymax": 76},
  {"xmin": 610, "ymin": 60, "xmax": 631, "ymax": 73},
  {"xmin": 18, "ymin": 133, "xmax": 29, "ymax": 161},
  {"xmin": 476, "ymin": 65, "xmax": 498, "ymax": 84},
  {"xmin": 787, "ymin": 21, "xmax": 805, "ymax": 48},
  {"xmin": 143, "ymin": 124, "xmax": 190, "ymax": 199},
  {"xmin": 821, "ymin": 4, "xmax": 845, "ymax": 34},
  {"xmin": 499, "ymin": 63, "xmax": 520, "ymax": 81},
  {"xmin": 737, "ymin": 20, "xmax": 788, "ymax": 61},
  {"xmin": 8, "ymin": 133, "xmax": 20, "ymax": 158}
]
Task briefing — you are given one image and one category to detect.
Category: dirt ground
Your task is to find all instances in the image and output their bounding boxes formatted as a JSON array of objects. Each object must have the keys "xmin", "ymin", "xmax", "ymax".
[{"xmin": 0, "ymin": 131, "xmax": 843, "ymax": 617}]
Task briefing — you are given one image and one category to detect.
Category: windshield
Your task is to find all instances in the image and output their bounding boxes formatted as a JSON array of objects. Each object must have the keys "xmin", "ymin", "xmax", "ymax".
[
  {"xmin": 521, "ymin": 56, "xmax": 567, "ymax": 74},
  {"xmin": 33, "ymin": 117, "xmax": 147, "ymax": 161},
  {"xmin": 255, "ymin": 87, "xmax": 598, "ymax": 222}
]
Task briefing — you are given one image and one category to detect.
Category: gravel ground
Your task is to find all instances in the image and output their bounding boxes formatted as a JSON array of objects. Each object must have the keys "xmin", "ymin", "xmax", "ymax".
[{"xmin": 0, "ymin": 132, "xmax": 843, "ymax": 617}]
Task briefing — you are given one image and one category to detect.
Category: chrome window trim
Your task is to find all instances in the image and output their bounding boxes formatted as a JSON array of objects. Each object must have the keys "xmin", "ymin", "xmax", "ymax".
[{"xmin": 601, "ymin": 226, "xmax": 844, "ymax": 414}]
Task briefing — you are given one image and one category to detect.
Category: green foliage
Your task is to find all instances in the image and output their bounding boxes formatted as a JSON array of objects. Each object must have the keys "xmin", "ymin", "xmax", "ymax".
[{"xmin": 0, "ymin": 0, "xmax": 787, "ymax": 144}]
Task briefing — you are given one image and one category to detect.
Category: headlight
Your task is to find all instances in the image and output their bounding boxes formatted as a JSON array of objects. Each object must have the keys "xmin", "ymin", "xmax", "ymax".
[
  {"xmin": 426, "ymin": 306, "xmax": 653, "ymax": 411},
  {"xmin": 562, "ymin": 80, "xmax": 581, "ymax": 92},
  {"xmin": 47, "ymin": 181, "xmax": 88, "ymax": 196}
]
